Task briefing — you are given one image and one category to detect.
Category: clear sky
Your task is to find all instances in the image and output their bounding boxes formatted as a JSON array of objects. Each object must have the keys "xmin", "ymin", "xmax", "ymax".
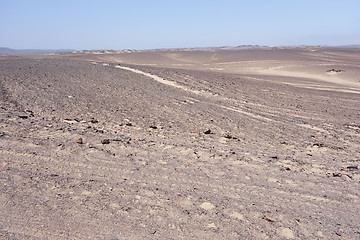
[{"xmin": 1, "ymin": 0, "xmax": 359, "ymax": 50}]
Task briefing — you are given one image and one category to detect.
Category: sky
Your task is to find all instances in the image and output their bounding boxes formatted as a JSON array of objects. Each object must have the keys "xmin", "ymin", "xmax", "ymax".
[{"xmin": 1, "ymin": 0, "xmax": 360, "ymax": 50}]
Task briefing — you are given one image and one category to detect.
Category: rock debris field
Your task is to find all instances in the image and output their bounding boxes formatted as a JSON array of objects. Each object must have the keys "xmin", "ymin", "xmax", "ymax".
[{"xmin": 0, "ymin": 47, "xmax": 360, "ymax": 239}]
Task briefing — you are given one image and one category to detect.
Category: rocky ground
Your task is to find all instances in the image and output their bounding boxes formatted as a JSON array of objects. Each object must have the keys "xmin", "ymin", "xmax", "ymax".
[{"xmin": 0, "ymin": 48, "xmax": 360, "ymax": 239}]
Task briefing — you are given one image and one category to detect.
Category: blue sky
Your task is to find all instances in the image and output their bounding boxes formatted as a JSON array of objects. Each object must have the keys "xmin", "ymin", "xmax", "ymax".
[{"xmin": 1, "ymin": 0, "xmax": 359, "ymax": 50}]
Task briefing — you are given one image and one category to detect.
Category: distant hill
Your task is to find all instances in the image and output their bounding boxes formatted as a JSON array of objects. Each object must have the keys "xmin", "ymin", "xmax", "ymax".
[
  {"xmin": 0, "ymin": 47, "xmax": 74, "ymax": 54},
  {"xmin": 335, "ymin": 44, "xmax": 360, "ymax": 48}
]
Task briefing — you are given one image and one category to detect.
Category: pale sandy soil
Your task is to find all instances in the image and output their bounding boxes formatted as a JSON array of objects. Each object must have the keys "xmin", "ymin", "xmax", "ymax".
[{"xmin": 0, "ymin": 47, "xmax": 360, "ymax": 239}]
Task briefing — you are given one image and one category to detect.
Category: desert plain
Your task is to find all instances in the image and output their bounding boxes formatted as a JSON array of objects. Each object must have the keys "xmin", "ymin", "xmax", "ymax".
[{"xmin": 0, "ymin": 47, "xmax": 360, "ymax": 239}]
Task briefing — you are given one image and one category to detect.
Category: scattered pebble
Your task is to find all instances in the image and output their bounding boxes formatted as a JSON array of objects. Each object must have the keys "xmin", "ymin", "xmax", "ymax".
[
  {"xmin": 269, "ymin": 155, "xmax": 278, "ymax": 159},
  {"xmin": 149, "ymin": 125, "xmax": 157, "ymax": 129},
  {"xmin": 208, "ymin": 223, "xmax": 217, "ymax": 230},
  {"xmin": 224, "ymin": 134, "xmax": 233, "ymax": 139},
  {"xmin": 327, "ymin": 69, "xmax": 344, "ymax": 73},
  {"xmin": 230, "ymin": 212, "xmax": 244, "ymax": 220},
  {"xmin": 347, "ymin": 165, "xmax": 358, "ymax": 170},
  {"xmin": 90, "ymin": 117, "xmax": 98, "ymax": 123},
  {"xmin": 76, "ymin": 138, "xmax": 83, "ymax": 144},
  {"xmin": 74, "ymin": 117, "xmax": 83, "ymax": 122},
  {"xmin": 314, "ymin": 231, "xmax": 324, "ymax": 238},
  {"xmin": 101, "ymin": 139, "xmax": 110, "ymax": 144},
  {"xmin": 313, "ymin": 143, "xmax": 324, "ymax": 147},
  {"xmin": 335, "ymin": 231, "xmax": 342, "ymax": 236},
  {"xmin": 263, "ymin": 216, "xmax": 276, "ymax": 222},
  {"xmin": 278, "ymin": 227, "xmax": 295, "ymax": 239},
  {"xmin": 204, "ymin": 129, "xmax": 212, "ymax": 134},
  {"xmin": 18, "ymin": 114, "xmax": 28, "ymax": 119},
  {"xmin": 200, "ymin": 202, "xmax": 215, "ymax": 210},
  {"xmin": 95, "ymin": 129, "xmax": 104, "ymax": 133},
  {"xmin": 224, "ymin": 133, "xmax": 237, "ymax": 139}
]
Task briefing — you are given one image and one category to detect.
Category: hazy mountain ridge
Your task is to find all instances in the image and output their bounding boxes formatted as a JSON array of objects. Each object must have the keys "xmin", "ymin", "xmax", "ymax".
[
  {"xmin": 1, "ymin": 44, "xmax": 359, "ymax": 55},
  {"xmin": 0, "ymin": 47, "xmax": 74, "ymax": 54}
]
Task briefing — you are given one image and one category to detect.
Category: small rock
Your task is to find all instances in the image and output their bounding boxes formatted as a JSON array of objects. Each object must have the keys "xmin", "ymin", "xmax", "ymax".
[
  {"xmin": 76, "ymin": 138, "xmax": 83, "ymax": 144},
  {"xmin": 208, "ymin": 223, "xmax": 217, "ymax": 230},
  {"xmin": 149, "ymin": 125, "xmax": 157, "ymax": 129},
  {"xmin": 101, "ymin": 139, "xmax": 110, "ymax": 144},
  {"xmin": 74, "ymin": 117, "xmax": 83, "ymax": 122},
  {"xmin": 327, "ymin": 69, "xmax": 344, "ymax": 73},
  {"xmin": 0, "ymin": 131, "xmax": 5, "ymax": 137},
  {"xmin": 314, "ymin": 231, "xmax": 324, "ymax": 238},
  {"xmin": 313, "ymin": 143, "xmax": 324, "ymax": 147},
  {"xmin": 18, "ymin": 114, "xmax": 28, "ymax": 119},
  {"xmin": 25, "ymin": 110, "xmax": 34, "ymax": 117},
  {"xmin": 332, "ymin": 173, "xmax": 342, "ymax": 177},
  {"xmin": 230, "ymin": 212, "xmax": 244, "ymax": 220},
  {"xmin": 204, "ymin": 129, "xmax": 212, "ymax": 134},
  {"xmin": 119, "ymin": 135, "xmax": 131, "ymax": 141},
  {"xmin": 200, "ymin": 202, "xmax": 215, "ymax": 210},
  {"xmin": 90, "ymin": 117, "xmax": 98, "ymax": 123},
  {"xmin": 278, "ymin": 227, "xmax": 295, "ymax": 239},
  {"xmin": 263, "ymin": 216, "xmax": 276, "ymax": 222},
  {"xmin": 125, "ymin": 123, "xmax": 133, "ymax": 126},
  {"xmin": 269, "ymin": 155, "xmax": 278, "ymax": 159},
  {"xmin": 224, "ymin": 134, "xmax": 233, "ymax": 139},
  {"xmin": 95, "ymin": 129, "xmax": 104, "ymax": 133},
  {"xmin": 347, "ymin": 165, "xmax": 358, "ymax": 170}
]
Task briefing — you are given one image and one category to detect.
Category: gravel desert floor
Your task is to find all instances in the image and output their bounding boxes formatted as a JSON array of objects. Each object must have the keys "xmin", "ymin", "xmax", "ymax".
[{"xmin": 1, "ymin": 47, "xmax": 360, "ymax": 239}]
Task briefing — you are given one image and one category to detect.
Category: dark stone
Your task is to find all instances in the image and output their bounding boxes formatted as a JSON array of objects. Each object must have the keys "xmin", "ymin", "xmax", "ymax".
[
  {"xmin": 101, "ymin": 139, "xmax": 110, "ymax": 144},
  {"xmin": 347, "ymin": 165, "xmax": 358, "ymax": 170},
  {"xmin": 224, "ymin": 134, "xmax": 232, "ymax": 139},
  {"xmin": 74, "ymin": 117, "xmax": 83, "ymax": 122},
  {"xmin": 313, "ymin": 143, "xmax": 324, "ymax": 147},
  {"xmin": 149, "ymin": 126, "xmax": 157, "ymax": 129},
  {"xmin": 269, "ymin": 155, "xmax": 278, "ymax": 159},
  {"xmin": 90, "ymin": 117, "xmax": 98, "ymax": 123},
  {"xmin": 204, "ymin": 129, "xmax": 212, "ymax": 134},
  {"xmin": 18, "ymin": 115, "xmax": 28, "ymax": 119}
]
